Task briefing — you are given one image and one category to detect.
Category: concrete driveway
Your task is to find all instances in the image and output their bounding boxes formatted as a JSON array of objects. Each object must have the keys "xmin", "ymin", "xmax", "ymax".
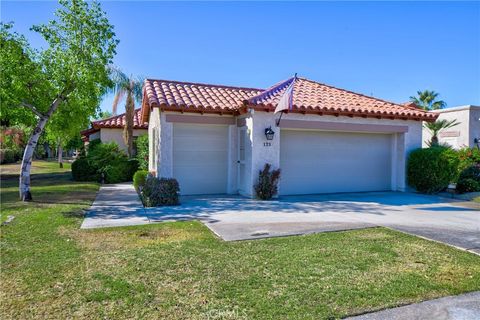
[{"xmin": 145, "ymin": 192, "xmax": 480, "ymax": 253}]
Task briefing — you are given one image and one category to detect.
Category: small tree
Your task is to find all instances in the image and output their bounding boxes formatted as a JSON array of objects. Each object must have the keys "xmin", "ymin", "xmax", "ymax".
[
  {"xmin": 0, "ymin": 0, "xmax": 118, "ymax": 201},
  {"xmin": 109, "ymin": 67, "xmax": 143, "ymax": 157},
  {"xmin": 410, "ymin": 90, "xmax": 446, "ymax": 111},
  {"xmin": 424, "ymin": 119, "xmax": 459, "ymax": 147}
]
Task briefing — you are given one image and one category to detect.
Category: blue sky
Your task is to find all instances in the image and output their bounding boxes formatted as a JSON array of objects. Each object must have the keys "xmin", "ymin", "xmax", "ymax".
[{"xmin": 2, "ymin": 1, "xmax": 479, "ymax": 114}]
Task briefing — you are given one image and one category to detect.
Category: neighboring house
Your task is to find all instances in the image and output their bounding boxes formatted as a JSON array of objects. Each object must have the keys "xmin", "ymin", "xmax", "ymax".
[
  {"xmin": 81, "ymin": 108, "xmax": 148, "ymax": 152},
  {"xmin": 141, "ymin": 76, "xmax": 437, "ymax": 197},
  {"xmin": 422, "ymin": 105, "xmax": 480, "ymax": 149}
]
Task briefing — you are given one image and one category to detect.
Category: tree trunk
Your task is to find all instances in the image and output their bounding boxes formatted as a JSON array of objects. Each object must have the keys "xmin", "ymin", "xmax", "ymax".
[
  {"xmin": 58, "ymin": 143, "xmax": 63, "ymax": 168},
  {"xmin": 19, "ymin": 94, "xmax": 66, "ymax": 201},
  {"xmin": 123, "ymin": 92, "xmax": 134, "ymax": 157}
]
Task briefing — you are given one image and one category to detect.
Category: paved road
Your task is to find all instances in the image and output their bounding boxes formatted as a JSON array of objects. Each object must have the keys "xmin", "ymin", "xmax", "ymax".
[{"xmin": 346, "ymin": 291, "xmax": 480, "ymax": 320}]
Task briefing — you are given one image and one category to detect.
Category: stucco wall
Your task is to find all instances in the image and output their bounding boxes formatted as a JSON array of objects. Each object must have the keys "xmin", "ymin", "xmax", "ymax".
[
  {"xmin": 148, "ymin": 107, "xmax": 161, "ymax": 172},
  {"xmin": 99, "ymin": 128, "xmax": 147, "ymax": 151},
  {"xmin": 89, "ymin": 131, "xmax": 100, "ymax": 141},
  {"xmin": 246, "ymin": 111, "xmax": 423, "ymax": 196},
  {"xmin": 422, "ymin": 108, "xmax": 470, "ymax": 149},
  {"xmin": 470, "ymin": 107, "xmax": 480, "ymax": 147}
]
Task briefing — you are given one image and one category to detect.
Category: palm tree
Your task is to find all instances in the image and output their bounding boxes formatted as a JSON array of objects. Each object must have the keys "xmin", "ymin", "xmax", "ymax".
[
  {"xmin": 424, "ymin": 119, "xmax": 459, "ymax": 147},
  {"xmin": 409, "ymin": 90, "xmax": 446, "ymax": 111},
  {"xmin": 109, "ymin": 67, "xmax": 143, "ymax": 157}
]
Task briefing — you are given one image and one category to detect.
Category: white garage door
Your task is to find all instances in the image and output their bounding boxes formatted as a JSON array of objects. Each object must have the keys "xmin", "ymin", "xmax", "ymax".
[
  {"xmin": 280, "ymin": 130, "xmax": 392, "ymax": 195},
  {"xmin": 173, "ymin": 124, "xmax": 228, "ymax": 195}
]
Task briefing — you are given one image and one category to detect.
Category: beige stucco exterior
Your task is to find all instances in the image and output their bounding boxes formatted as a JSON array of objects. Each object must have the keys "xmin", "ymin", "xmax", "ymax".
[
  {"xmin": 422, "ymin": 105, "xmax": 480, "ymax": 149},
  {"xmin": 97, "ymin": 128, "xmax": 147, "ymax": 151}
]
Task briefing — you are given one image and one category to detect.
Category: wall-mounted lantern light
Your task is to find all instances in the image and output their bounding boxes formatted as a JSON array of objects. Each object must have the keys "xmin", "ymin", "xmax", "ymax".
[
  {"xmin": 265, "ymin": 126, "xmax": 275, "ymax": 141},
  {"xmin": 474, "ymin": 137, "xmax": 480, "ymax": 148}
]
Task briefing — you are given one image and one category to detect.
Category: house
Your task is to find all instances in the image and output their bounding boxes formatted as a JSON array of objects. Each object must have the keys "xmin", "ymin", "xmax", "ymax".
[
  {"xmin": 141, "ymin": 76, "xmax": 437, "ymax": 197},
  {"xmin": 422, "ymin": 105, "xmax": 480, "ymax": 149},
  {"xmin": 81, "ymin": 108, "xmax": 148, "ymax": 152}
]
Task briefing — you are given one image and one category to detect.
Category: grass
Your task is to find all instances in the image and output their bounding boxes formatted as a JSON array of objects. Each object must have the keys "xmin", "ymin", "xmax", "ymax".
[{"xmin": 1, "ymin": 161, "xmax": 480, "ymax": 319}]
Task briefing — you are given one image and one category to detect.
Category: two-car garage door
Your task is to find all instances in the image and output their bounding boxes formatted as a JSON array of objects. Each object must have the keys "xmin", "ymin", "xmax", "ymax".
[{"xmin": 280, "ymin": 130, "xmax": 392, "ymax": 195}]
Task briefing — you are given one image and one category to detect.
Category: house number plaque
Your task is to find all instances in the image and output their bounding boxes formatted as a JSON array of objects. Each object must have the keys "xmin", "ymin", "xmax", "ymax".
[{"xmin": 263, "ymin": 142, "xmax": 272, "ymax": 147}]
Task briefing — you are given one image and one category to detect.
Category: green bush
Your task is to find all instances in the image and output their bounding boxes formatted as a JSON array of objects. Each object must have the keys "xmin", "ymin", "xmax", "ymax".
[
  {"xmin": 407, "ymin": 147, "xmax": 459, "ymax": 194},
  {"xmin": 0, "ymin": 149, "xmax": 16, "ymax": 164},
  {"xmin": 135, "ymin": 134, "xmax": 149, "ymax": 170},
  {"xmin": 456, "ymin": 179, "xmax": 480, "ymax": 194},
  {"xmin": 457, "ymin": 147, "xmax": 480, "ymax": 174},
  {"xmin": 133, "ymin": 170, "xmax": 148, "ymax": 191},
  {"xmin": 254, "ymin": 163, "xmax": 281, "ymax": 200},
  {"xmin": 71, "ymin": 157, "xmax": 99, "ymax": 181},
  {"xmin": 101, "ymin": 157, "xmax": 139, "ymax": 184},
  {"xmin": 456, "ymin": 164, "xmax": 480, "ymax": 194},
  {"xmin": 72, "ymin": 142, "xmax": 137, "ymax": 183},
  {"xmin": 88, "ymin": 142, "xmax": 127, "ymax": 169},
  {"xmin": 142, "ymin": 175, "xmax": 180, "ymax": 206}
]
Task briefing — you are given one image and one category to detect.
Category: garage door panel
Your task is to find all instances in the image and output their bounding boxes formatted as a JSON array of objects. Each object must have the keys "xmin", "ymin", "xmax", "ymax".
[
  {"xmin": 173, "ymin": 124, "xmax": 228, "ymax": 195},
  {"xmin": 280, "ymin": 130, "xmax": 391, "ymax": 195}
]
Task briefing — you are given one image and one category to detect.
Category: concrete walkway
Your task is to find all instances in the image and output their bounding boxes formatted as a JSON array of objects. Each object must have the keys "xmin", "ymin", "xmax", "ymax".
[
  {"xmin": 346, "ymin": 291, "xmax": 480, "ymax": 320},
  {"xmin": 81, "ymin": 183, "xmax": 149, "ymax": 229}
]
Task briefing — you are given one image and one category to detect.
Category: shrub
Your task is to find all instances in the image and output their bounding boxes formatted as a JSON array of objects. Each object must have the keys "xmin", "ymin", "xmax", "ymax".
[
  {"xmin": 71, "ymin": 157, "xmax": 99, "ymax": 181},
  {"xmin": 135, "ymin": 134, "xmax": 149, "ymax": 170},
  {"xmin": 72, "ymin": 142, "xmax": 138, "ymax": 183},
  {"xmin": 456, "ymin": 179, "xmax": 480, "ymax": 194},
  {"xmin": 0, "ymin": 149, "xmax": 16, "ymax": 164},
  {"xmin": 407, "ymin": 147, "xmax": 459, "ymax": 194},
  {"xmin": 88, "ymin": 142, "xmax": 127, "ymax": 169},
  {"xmin": 126, "ymin": 159, "xmax": 139, "ymax": 180},
  {"xmin": 101, "ymin": 158, "xmax": 139, "ymax": 184},
  {"xmin": 254, "ymin": 163, "xmax": 281, "ymax": 200},
  {"xmin": 133, "ymin": 170, "xmax": 148, "ymax": 191},
  {"xmin": 456, "ymin": 164, "xmax": 480, "ymax": 194},
  {"xmin": 459, "ymin": 163, "xmax": 480, "ymax": 181},
  {"xmin": 457, "ymin": 147, "xmax": 480, "ymax": 174},
  {"xmin": 142, "ymin": 175, "xmax": 180, "ymax": 206}
]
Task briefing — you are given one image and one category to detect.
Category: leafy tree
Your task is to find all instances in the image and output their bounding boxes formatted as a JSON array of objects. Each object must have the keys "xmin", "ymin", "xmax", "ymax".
[
  {"xmin": 95, "ymin": 110, "xmax": 113, "ymax": 120},
  {"xmin": 424, "ymin": 119, "xmax": 459, "ymax": 147},
  {"xmin": 409, "ymin": 90, "xmax": 446, "ymax": 111},
  {"xmin": 0, "ymin": 0, "xmax": 118, "ymax": 201},
  {"xmin": 109, "ymin": 67, "xmax": 143, "ymax": 157},
  {"xmin": 135, "ymin": 134, "xmax": 149, "ymax": 170}
]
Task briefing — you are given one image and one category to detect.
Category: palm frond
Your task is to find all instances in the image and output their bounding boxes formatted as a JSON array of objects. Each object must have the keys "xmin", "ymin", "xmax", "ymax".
[{"xmin": 111, "ymin": 90, "xmax": 125, "ymax": 115}]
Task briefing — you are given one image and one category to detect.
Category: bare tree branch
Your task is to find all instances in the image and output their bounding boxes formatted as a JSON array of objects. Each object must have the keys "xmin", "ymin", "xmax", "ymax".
[{"xmin": 18, "ymin": 102, "xmax": 45, "ymax": 118}]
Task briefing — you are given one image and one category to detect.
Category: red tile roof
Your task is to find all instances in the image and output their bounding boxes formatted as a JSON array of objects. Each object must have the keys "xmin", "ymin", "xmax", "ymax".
[
  {"xmin": 92, "ymin": 108, "xmax": 148, "ymax": 129},
  {"xmin": 245, "ymin": 77, "xmax": 437, "ymax": 121},
  {"xmin": 142, "ymin": 76, "xmax": 437, "ymax": 122},
  {"xmin": 81, "ymin": 108, "xmax": 147, "ymax": 141},
  {"xmin": 141, "ymin": 79, "xmax": 263, "ymax": 122}
]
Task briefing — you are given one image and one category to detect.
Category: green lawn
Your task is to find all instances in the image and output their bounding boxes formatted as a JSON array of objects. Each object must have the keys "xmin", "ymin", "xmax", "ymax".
[{"xmin": 1, "ymin": 161, "xmax": 479, "ymax": 319}]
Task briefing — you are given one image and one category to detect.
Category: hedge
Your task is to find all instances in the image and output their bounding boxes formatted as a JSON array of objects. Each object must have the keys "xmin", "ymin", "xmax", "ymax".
[{"xmin": 407, "ymin": 147, "xmax": 459, "ymax": 194}]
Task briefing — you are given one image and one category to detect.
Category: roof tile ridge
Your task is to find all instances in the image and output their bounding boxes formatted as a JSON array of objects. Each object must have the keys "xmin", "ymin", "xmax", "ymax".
[
  {"xmin": 298, "ymin": 77, "xmax": 430, "ymax": 113},
  {"xmin": 145, "ymin": 78, "xmax": 263, "ymax": 92}
]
